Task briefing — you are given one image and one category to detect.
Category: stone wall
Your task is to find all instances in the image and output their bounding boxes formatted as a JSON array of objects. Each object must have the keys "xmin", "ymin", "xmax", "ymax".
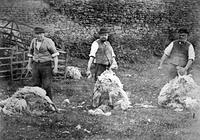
[
  {"xmin": 0, "ymin": 0, "xmax": 49, "ymax": 25},
  {"xmin": 0, "ymin": 0, "xmax": 200, "ymax": 63}
]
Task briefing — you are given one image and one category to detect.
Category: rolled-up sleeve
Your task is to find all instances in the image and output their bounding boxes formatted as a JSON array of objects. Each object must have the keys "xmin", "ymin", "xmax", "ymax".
[
  {"xmin": 188, "ymin": 44, "xmax": 195, "ymax": 60},
  {"xmin": 164, "ymin": 42, "xmax": 174, "ymax": 56},
  {"xmin": 111, "ymin": 47, "xmax": 116, "ymax": 57},
  {"xmin": 89, "ymin": 41, "xmax": 98, "ymax": 57},
  {"xmin": 47, "ymin": 39, "xmax": 59, "ymax": 57},
  {"xmin": 27, "ymin": 39, "xmax": 35, "ymax": 58}
]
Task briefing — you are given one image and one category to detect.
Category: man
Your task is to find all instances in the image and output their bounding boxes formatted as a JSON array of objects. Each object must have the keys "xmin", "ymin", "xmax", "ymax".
[
  {"xmin": 86, "ymin": 27, "xmax": 117, "ymax": 81},
  {"xmin": 158, "ymin": 28, "xmax": 195, "ymax": 80},
  {"xmin": 27, "ymin": 27, "xmax": 59, "ymax": 100}
]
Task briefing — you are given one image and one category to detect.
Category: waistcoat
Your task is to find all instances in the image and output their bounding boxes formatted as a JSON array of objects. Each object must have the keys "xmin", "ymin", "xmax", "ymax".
[
  {"xmin": 169, "ymin": 40, "xmax": 190, "ymax": 67},
  {"xmin": 32, "ymin": 37, "xmax": 52, "ymax": 62},
  {"xmin": 95, "ymin": 39, "xmax": 113, "ymax": 65}
]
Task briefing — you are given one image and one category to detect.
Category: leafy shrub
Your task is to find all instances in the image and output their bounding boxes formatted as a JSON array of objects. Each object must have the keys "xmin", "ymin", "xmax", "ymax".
[
  {"xmin": 2, "ymin": 0, "xmax": 198, "ymax": 63},
  {"xmin": 44, "ymin": 0, "xmax": 165, "ymax": 27},
  {"xmin": 42, "ymin": 0, "xmax": 169, "ymax": 62}
]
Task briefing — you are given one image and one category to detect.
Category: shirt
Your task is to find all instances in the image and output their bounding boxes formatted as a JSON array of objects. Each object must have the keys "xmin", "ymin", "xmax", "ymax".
[
  {"xmin": 89, "ymin": 40, "xmax": 116, "ymax": 63},
  {"xmin": 164, "ymin": 41, "xmax": 195, "ymax": 60},
  {"xmin": 28, "ymin": 37, "xmax": 59, "ymax": 62},
  {"xmin": 89, "ymin": 40, "xmax": 116, "ymax": 56},
  {"xmin": 36, "ymin": 41, "xmax": 42, "ymax": 50}
]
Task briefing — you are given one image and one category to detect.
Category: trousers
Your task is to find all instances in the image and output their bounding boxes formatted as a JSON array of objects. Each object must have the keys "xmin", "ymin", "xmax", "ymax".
[
  {"xmin": 94, "ymin": 63, "xmax": 110, "ymax": 81},
  {"xmin": 32, "ymin": 61, "xmax": 53, "ymax": 100}
]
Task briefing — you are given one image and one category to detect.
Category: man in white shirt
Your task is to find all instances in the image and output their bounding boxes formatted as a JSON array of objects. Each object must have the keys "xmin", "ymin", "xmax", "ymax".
[
  {"xmin": 86, "ymin": 27, "xmax": 117, "ymax": 81},
  {"xmin": 158, "ymin": 28, "xmax": 195, "ymax": 80},
  {"xmin": 27, "ymin": 27, "xmax": 59, "ymax": 100}
]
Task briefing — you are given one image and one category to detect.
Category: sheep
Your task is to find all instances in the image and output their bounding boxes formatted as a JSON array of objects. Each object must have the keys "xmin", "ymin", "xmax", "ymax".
[
  {"xmin": 0, "ymin": 86, "xmax": 57, "ymax": 116},
  {"xmin": 158, "ymin": 74, "xmax": 200, "ymax": 114},
  {"xmin": 89, "ymin": 70, "xmax": 132, "ymax": 116}
]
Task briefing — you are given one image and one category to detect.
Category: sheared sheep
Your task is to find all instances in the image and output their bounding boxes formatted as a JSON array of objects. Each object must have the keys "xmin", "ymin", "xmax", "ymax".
[
  {"xmin": 91, "ymin": 70, "xmax": 132, "ymax": 115},
  {"xmin": 0, "ymin": 86, "xmax": 57, "ymax": 116},
  {"xmin": 65, "ymin": 66, "xmax": 82, "ymax": 79},
  {"xmin": 158, "ymin": 74, "xmax": 200, "ymax": 114}
]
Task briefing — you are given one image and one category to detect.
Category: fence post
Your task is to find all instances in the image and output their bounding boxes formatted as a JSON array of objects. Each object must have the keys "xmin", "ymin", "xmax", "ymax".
[
  {"xmin": 10, "ymin": 48, "xmax": 14, "ymax": 81},
  {"xmin": 20, "ymin": 50, "xmax": 26, "ymax": 81},
  {"xmin": 64, "ymin": 48, "xmax": 70, "ymax": 76}
]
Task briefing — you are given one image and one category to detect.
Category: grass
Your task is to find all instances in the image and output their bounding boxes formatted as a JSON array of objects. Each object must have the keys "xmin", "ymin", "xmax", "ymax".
[{"xmin": 0, "ymin": 57, "xmax": 199, "ymax": 140}]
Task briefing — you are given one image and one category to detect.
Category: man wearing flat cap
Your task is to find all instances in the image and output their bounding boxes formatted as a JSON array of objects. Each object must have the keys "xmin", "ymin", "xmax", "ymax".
[
  {"xmin": 27, "ymin": 27, "xmax": 59, "ymax": 100},
  {"xmin": 158, "ymin": 28, "xmax": 195, "ymax": 80},
  {"xmin": 87, "ymin": 27, "xmax": 117, "ymax": 81}
]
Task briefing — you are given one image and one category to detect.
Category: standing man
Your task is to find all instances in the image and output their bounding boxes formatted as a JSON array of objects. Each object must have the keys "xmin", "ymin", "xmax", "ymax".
[
  {"xmin": 86, "ymin": 27, "xmax": 117, "ymax": 81},
  {"xmin": 158, "ymin": 28, "xmax": 195, "ymax": 80},
  {"xmin": 27, "ymin": 27, "xmax": 59, "ymax": 100}
]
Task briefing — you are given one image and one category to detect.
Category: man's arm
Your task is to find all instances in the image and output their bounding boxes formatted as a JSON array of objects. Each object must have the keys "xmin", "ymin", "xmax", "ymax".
[
  {"xmin": 158, "ymin": 42, "xmax": 173, "ymax": 69},
  {"xmin": 27, "ymin": 39, "xmax": 34, "ymax": 70},
  {"xmin": 110, "ymin": 46, "xmax": 118, "ymax": 70},
  {"xmin": 47, "ymin": 39, "xmax": 59, "ymax": 74},
  {"xmin": 53, "ymin": 56, "xmax": 58, "ymax": 74},
  {"xmin": 183, "ymin": 44, "xmax": 195, "ymax": 71},
  {"xmin": 158, "ymin": 54, "xmax": 168, "ymax": 69},
  {"xmin": 184, "ymin": 59, "xmax": 193, "ymax": 70},
  {"xmin": 87, "ymin": 57, "xmax": 94, "ymax": 77},
  {"xmin": 87, "ymin": 41, "xmax": 98, "ymax": 77},
  {"xmin": 178, "ymin": 44, "xmax": 195, "ymax": 75},
  {"xmin": 105, "ymin": 41, "xmax": 117, "ymax": 69},
  {"xmin": 27, "ymin": 57, "xmax": 33, "ymax": 71}
]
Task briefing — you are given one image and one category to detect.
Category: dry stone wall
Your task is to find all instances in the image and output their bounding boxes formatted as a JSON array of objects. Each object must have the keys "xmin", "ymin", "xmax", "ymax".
[{"xmin": 0, "ymin": 0, "xmax": 200, "ymax": 64}]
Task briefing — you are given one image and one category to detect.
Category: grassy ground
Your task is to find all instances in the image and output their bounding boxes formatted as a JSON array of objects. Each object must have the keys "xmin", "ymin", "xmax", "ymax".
[{"xmin": 0, "ymin": 57, "xmax": 199, "ymax": 140}]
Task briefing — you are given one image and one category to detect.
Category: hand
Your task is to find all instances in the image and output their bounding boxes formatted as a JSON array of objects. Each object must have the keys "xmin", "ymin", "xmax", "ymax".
[
  {"xmin": 110, "ymin": 59, "xmax": 118, "ymax": 70},
  {"xmin": 27, "ymin": 64, "xmax": 32, "ymax": 71},
  {"xmin": 177, "ymin": 67, "xmax": 187, "ymax": 76},
  {"xmin": 53, "ymin": 67, "xmax": 58, "ymax": 74},
  {"xmin": 158, "ymin": 65, "xmax": 163, "ymax": 70},
  {"xmin": 110, "ymin": 64, "xmax": 118, "ymax": 70},
  {"xmin": 86, "ymin": 70, "xmax": 92, "ymax": 78}
]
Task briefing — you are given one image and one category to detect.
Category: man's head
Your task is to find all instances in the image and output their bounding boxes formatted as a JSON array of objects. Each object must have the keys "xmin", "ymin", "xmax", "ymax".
[
  {"xmin": 178, "ymin": 28, "xmax": 189, "ymax": 41},
  {"xmin": 98, "ymin": 27, "xmax": 109, "ymax": 42},
  {"xmin": 34, "ymin": 27, "xmax": 45, "ymax": 41}
]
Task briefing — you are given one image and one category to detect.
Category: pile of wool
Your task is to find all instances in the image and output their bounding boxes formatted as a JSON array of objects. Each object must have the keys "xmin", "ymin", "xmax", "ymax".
[
  {"xmin": 158, "ymin": 74, "xmax": 200, "ymax": 112},
  {"xmin": 65, "ymin": 66, "xmax": 82, "ymax": 79},
  {"xmin": 0, "ymin": 86, "xmax": 56, "ymax": 116},
  {"xmin": 92, "ymin": 70, "xmax": 131, "ymax": 114}
]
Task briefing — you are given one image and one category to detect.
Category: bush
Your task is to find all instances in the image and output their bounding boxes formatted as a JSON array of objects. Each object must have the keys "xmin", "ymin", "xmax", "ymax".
[{"xmin": 38, "ymin": 0, "xmax": 200, "ymax": 62}]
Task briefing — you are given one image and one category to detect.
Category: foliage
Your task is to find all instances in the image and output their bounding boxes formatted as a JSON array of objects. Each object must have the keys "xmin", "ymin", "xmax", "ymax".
[
  {"xmin": 42, "ymin": 0, "xmax": 199, "ymax": 63},
  {"xmin": 1, "ymin": 0, "xmax": 199, "ymax": 63},
  {"xmin": 44, "ymin": 0, "xmax": 165, "ymax": 27}
]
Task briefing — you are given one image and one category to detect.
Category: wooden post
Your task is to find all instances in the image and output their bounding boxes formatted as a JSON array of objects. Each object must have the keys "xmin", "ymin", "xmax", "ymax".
[
  {"xmin": 20, "ymin": 50, "xmax": 26, "ymax": 81},
  {"xmin": 10, "ymin": 22, "xmax": 14, "ymax": 44},
  {"xmin": 10, "ymin": 48, "xmax": 14, "ymax": 81},
  {"xmin": 64, "ymin": 48, "xmax": 69, "ymax": 78}
]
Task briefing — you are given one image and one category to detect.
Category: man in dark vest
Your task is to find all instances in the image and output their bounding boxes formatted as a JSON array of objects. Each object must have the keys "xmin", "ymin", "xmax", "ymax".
[
  {"xmin": 27, "ymin": 27, "xmax": 59, "ymax": 100},
  {"xmin": 158, "ymin": 28, "xmax": 195, "ymax": 80},
  {"xmin": 86, "ymin": 27, "xmax": 117, "ymax": 81}
]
